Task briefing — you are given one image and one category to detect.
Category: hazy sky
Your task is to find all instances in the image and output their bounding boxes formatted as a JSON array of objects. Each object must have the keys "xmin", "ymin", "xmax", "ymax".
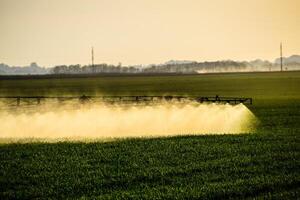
[{"xmin": 0, "ymin": 0, "xmax": 299, "ymax": 67}]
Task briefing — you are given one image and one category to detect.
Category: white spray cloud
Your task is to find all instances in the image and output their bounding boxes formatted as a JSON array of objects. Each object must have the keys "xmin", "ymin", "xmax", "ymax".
[{"xmin": 0, "ymin": 102, "xmax": 257, "ymax": 142}]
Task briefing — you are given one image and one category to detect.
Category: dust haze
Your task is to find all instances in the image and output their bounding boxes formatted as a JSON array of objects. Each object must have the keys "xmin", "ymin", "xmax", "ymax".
[{"xmin": 0, "ymin": 101, "xmax": 257, "ymax": 142}]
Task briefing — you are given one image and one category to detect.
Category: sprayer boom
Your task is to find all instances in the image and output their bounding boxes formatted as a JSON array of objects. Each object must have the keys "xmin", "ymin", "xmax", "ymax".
[{"xmin": 0, "ymin": 95, "xmax": 252, "ymax": 106}]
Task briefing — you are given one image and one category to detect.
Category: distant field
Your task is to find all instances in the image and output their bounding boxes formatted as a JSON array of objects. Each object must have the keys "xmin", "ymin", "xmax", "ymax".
[
  {"xmin": 0, "ymin": 71, "xmax": 300, "ymax": 199},
  {"xmin": 0, "ymin": 71, "xmax": 299, "ymax": 100}
]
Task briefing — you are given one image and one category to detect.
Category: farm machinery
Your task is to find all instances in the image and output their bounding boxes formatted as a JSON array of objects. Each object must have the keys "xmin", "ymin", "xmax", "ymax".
[{"xmin": 0, "ymin": 95, "xmax": 252, "ymax": 106}]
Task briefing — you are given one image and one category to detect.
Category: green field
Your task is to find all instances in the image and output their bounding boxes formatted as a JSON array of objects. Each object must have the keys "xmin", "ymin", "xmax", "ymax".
[{"xmin": 0, "ymin": 71, "xmax": 300, "ymax": 199}]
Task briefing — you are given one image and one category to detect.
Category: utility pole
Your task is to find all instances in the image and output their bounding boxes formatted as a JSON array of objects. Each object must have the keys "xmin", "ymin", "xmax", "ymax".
[
  {"xmin": 280, "ymin": 42, "xmax": 283, "ymax": 72},
  {"xmin": 91, "ymin": 47, "xmax": 94, "ymax": 67},
  {"xmin": 91, "ymin": 46, "xmax": 95, "ymax": 73}
]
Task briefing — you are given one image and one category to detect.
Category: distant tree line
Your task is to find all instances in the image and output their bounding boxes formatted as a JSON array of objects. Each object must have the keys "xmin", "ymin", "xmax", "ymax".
[
  {"xmin": 51, "ymin": 64, "xmax": 140, "ymax": 74},
  {"xmin": 142, "ymin": 61, "xmax": 250, "ymax": 73},
  {"xmin": 50, "ymin": 60, "xmax": 300, "ymax": 75},
  {"xmin": 2, "ymin": 56, "xmax": 300, "ymax": 75}
]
